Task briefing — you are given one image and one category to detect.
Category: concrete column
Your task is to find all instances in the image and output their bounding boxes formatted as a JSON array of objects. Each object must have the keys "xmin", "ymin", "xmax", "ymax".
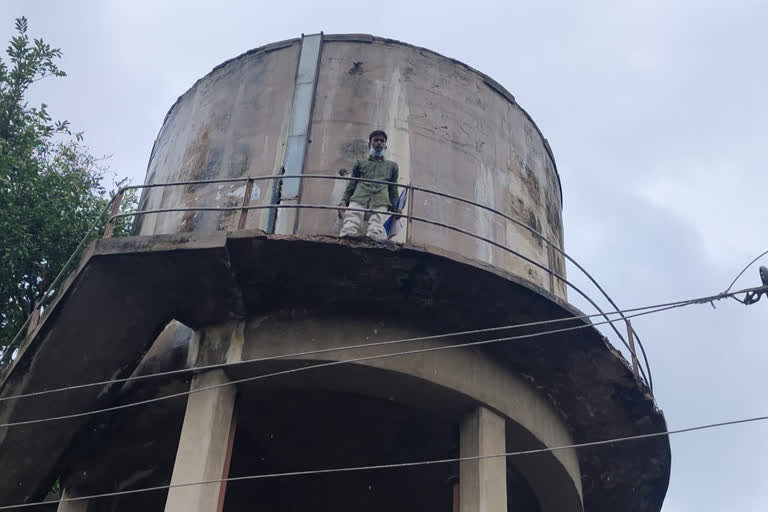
[
  {"xmin": 57, "ymin": 489, "xmax": 88, "ymax": 512},
  {"xmin": 165, "ymin": 370, "xmax": 236, "ymax": 512},
  {"xmin": 460, "ymin": 406, "xmax": 507, "ymax": 512}
]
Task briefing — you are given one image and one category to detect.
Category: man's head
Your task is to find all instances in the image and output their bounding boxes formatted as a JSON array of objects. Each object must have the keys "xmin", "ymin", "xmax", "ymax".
[{"xmin": 368, "ymin": 130, "xmax": 387, "ymax": 156}]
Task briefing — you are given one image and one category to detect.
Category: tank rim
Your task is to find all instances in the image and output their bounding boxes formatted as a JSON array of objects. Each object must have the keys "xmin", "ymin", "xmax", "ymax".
[{"xmin": 152, "ymin": 33, "xmax": 564, "ymax": 206}]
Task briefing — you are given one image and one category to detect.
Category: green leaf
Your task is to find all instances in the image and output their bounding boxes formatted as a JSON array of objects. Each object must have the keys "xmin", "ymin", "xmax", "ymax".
[{"xmin": 0, "ymin": 17, "xmax": 137, "ymax": 361}]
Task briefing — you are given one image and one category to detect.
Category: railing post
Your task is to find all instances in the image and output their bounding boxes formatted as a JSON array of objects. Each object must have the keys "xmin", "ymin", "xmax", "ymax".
[
  {"xmin": 626, "ymin": 319, "xmax": 640, "ymax": 381},
  {"xmin": 406, "ymin": 185, "xmax": 414, "ymax": 240},
  {"xmin": 547, "ymin": 242, "xmax": 556, "ymax": 294},
  {"xmin": 103, "ymin": 190, "xmax": 124, "ymax": 239},
  {"xmin": 238, "ymin": 178, "xmax": 255, "ymax": 230},
  {"xmin": 26, "ymin": 301, "xmax": 42, "ymax": 338}
]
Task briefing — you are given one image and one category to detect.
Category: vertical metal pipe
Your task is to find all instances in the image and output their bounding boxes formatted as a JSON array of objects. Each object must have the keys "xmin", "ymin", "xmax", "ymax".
[{"xmin": 272, "ymin": 33, "xmax": 323, "ymax": 235}]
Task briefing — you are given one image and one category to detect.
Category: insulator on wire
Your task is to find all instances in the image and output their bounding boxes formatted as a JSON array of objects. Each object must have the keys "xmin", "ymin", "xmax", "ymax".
[{"xmin": 743, "ymin": 266, "xmax": 768, "ymax": 305}]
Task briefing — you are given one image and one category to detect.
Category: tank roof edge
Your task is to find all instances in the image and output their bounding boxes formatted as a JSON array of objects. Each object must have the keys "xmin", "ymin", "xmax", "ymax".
[{"xmin": 151, "ymin": 33, "xmax": 563, "ymax": 206}]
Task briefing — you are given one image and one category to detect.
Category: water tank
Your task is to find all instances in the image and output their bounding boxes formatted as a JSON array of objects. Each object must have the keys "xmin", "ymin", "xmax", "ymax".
[{"xmin": 136, "ymin": 34, "xmax": 566, "ymax": 298}]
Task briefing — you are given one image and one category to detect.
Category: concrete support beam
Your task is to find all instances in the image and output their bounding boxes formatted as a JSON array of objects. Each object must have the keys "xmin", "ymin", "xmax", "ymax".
[
  {"xmin": 460, "ymin": 407, "xmax": 507, "ymax": 512},
  {"xmin": 57, "ymin": 489, "xmax": 88, "ymax": 512},
  {"xmin": 165, "ymin": 370, "xmax": 236, "ymax": 512}
]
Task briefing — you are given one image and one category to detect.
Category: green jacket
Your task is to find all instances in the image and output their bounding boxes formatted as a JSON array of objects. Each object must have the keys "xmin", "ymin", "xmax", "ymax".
[{"xmin": 341, "ymin": 157, "xmax": 400, "ymax": 210}]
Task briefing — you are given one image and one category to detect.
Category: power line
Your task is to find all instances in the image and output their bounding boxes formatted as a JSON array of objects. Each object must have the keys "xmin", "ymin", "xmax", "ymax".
[
  {"xmin": 726, "ymin": 248, "xmax": 768, "ymax": 293},
  {"xmin": 0, "ymin": 283, "xmax": 759, "ymax": 406},
  {"xmin": 0, "ymin": 308, "xmax": 623, "ymax": 403},
  {"xmin": 2, "ymin": 284, "xmax": 763, "ymax": 430},
  {"xmin": 2, "ymin": 411, "xmax": 767, "ymax": 510}
]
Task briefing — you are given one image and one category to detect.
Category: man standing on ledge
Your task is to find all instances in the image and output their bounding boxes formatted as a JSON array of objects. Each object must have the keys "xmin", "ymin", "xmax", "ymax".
[{"xmin": 338, "ymin": 130, "xmax": 400, "ymax": 240}]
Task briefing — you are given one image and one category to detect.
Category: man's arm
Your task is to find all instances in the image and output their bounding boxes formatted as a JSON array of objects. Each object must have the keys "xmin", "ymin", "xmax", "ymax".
[
  {"xmin": 388, "ymin": 163, "xmax": 400, "ymax": 211},
  {"xmin": 341, "ymin": 162, "xmax": 361, "ymax": 206}
]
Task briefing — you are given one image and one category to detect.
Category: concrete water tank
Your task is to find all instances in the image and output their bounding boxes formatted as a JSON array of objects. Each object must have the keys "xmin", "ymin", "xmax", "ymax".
[
  {"xmin": 0, "ymin": 33, "xmax": 669, "ymax": 512},
  {"xmin": 136, "ymin": 34, "xmax": 566, "ymax": 298}
]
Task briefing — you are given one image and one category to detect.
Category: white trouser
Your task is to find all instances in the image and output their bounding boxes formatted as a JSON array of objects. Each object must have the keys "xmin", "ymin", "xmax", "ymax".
[{"xmin": 339, "ymin": 201, "xmax": 388, "ymax": 240}]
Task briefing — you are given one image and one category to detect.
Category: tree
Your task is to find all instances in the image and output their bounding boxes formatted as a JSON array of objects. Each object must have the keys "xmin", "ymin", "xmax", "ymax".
[{"xmin": 0, "ymin": 17, "xmax": 136, "ymax": 363}]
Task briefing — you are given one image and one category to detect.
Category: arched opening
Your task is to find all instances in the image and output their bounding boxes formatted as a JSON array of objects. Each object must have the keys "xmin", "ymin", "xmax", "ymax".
[
  {"xmin": 223, "ymin": 389, "xmax": 459, "ymax": 511},
  {"xmin": 222, "ymin": 389, "xmax": 543, "ymax": 512}
]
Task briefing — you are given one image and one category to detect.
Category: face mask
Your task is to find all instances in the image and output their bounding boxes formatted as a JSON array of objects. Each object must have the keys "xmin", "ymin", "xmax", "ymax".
[{"xmin": 370, "ymin": 146, "xmax": 384, "ymax": 157}]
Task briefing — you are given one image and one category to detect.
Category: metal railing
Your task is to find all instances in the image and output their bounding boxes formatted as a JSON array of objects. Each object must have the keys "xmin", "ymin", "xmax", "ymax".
[
  {"xmin": 103, "ymin": 173, "xmax": 653, "ymax": 391},
  {"xmin": 0, "ymin": 200, "xmax": 113, "ymax": 375},
  {"xmin": 1, "ymin": 174, "xmax": 652, "ymax": 392}
]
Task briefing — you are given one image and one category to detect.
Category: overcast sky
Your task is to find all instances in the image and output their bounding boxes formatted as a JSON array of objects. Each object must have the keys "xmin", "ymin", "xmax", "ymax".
[{"xmin": 3, "ymin": 1, "xmax": 767, "ymax": 510}]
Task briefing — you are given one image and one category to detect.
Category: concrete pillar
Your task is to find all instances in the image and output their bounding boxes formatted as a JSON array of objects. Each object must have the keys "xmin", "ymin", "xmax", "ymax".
[
  {"xmin": 57, "ymin": 489, "xmax": 88, "ymax": 512},
  {"xmin": 460, "ymin": 406, "xmax": 507, "ymax": 512},
  {"xmin": 165, "ymin": 370, "xmax": 236, "ymax": 512}
]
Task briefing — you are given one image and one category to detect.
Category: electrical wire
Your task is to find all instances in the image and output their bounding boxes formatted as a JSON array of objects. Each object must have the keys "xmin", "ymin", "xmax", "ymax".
[
  {"xmin": 0, "ymin": 283, "xmax": 759, "ymax": 405},
  {"xmin": 0, "ymin": 302, "xmax": 675, "ymax": 403},
  {"xmin": 725, "ymin": 249, "xmax": 768, "ymax": 293},
  {"xmin": 2, "ymin": 411, "xmax": 767, "ymax": 510},
  {"xmin": 0, "ymin": 272, "xmax": 757, "ymax": 408},
  {"xmin": 0, "ymin": 306, "xmax": 667, "ymax": 428},
  {"xmin": 0, "ymin": 182, "xmax": 761, "ymax": 507},
  {"xmin": 2, "ymin": 285, "xmax": 764, "ymax": 430}
]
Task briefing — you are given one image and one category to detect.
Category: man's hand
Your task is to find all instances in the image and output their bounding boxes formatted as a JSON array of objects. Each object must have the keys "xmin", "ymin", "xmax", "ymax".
[{"xmin": 337, "ymin": 203, "xmax": 346, "ymax": 219}]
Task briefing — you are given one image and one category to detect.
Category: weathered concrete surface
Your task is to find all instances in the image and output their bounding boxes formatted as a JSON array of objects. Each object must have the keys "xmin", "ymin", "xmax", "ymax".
[
  {"xmin": 460, "ymin": 407, "xmax": 507, "ymax": 512},
  {"xmin": 135, "ymin": 34, "xmax": 567, "ymax": 299},
  {"xmin": 0, "ymin": 233, "xmax": 668, "ymax": 511},
  {"xmin": 0, "ymin": 232, "xmax": 241, "ymax": 506},
  {"xmin": 300, "ymin": 38, "xmax": 565, "ymax": 296},
  {"xmin": 59, "ymin": 321, "xmax": 192, "ymax": 511},
  {"xmin": 134, "ymin": 40, "xmax": 301, "ymax": 236}
]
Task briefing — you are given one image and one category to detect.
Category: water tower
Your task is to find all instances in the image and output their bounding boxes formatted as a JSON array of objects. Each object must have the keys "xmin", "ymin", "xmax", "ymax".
[{"xmin": 0, "ymin": 34, "xmax": 670, "ymax": 512}]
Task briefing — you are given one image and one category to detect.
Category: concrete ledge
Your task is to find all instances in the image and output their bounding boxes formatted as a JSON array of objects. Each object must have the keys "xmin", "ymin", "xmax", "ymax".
[{"xmin": 0, "ymin": 232, "xmax": 669, "ymax": 511}]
